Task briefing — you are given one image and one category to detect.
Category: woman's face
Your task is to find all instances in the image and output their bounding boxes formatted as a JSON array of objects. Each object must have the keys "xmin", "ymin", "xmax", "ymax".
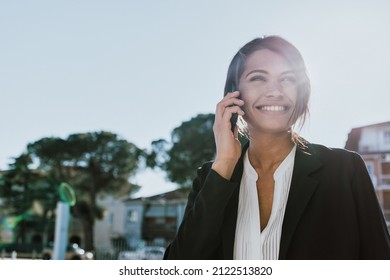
[{"xmin": 238, "ymin": 49, "xmax": 298, "ymax": 135}]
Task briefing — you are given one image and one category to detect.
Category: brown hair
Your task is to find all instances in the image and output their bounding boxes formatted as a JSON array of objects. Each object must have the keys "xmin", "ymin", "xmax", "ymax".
[{"xmin": 224, "ymin": 35, "xmax": 311, "ymax": 137}]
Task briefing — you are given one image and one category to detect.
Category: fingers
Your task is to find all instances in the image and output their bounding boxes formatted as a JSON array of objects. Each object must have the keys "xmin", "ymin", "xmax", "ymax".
[
  {"xmin": 222, "ymin": 106, "xmax": 245, "ymax": 121},
  {"xmin": 215, "ymin": 91, "xmax": 245, "ymax": 122},
  {"xmin": 212, "ymin": 92, "xmax": 244, "ymax": 171}
]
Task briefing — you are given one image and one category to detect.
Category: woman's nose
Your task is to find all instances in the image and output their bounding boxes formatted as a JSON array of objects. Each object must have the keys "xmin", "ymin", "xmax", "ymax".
[{"xmin": 265, "ymin": 81, "xmax": 283, "ymax": 98}]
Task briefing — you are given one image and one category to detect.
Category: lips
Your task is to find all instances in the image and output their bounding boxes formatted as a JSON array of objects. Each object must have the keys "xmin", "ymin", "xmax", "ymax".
[{"xmin": 256, "ymin": 105, "xmax": 290, "ymax": 111}]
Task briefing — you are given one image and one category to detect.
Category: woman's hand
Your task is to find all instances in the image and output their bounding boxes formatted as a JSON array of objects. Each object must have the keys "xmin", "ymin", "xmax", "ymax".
[{"xmin": 212, "ymin": 91, "xmax": 245, "ymax": 180}]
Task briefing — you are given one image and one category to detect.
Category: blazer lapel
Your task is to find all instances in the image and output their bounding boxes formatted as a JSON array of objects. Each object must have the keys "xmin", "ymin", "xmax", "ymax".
[{"xmin": 279, "ymin": 145, "xmax": 322, "ymax": 259}]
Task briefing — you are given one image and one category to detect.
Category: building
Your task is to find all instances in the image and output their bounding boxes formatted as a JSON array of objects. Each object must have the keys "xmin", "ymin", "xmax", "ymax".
[
  {"xmin": 345, "ymin": 121, "xmax": 390, "ymax": 231},
  {"xmin": 121, "ymin": 189, "xmax": 188, "ymax": 249},
  {"xmin": 91, "ymin": 188, "xmax": 188, "ymax": 258}
]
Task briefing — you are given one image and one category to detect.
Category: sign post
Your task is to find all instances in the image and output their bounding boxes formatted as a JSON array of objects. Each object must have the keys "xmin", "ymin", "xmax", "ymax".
[
  {"xmin": 52, "ymin": 201, "xmax": 70, "ymax": 259},
  {"xmin": 52, "ymin": 182, "xmax": 76, "ymax": 260}
]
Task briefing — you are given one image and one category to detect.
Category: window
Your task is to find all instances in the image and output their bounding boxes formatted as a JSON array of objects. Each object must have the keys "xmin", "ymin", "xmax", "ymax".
[
  {"xmin": 365, "ymin": 162, "xmax": 377, "ymax": 186},
  {"xmin": 382, "ymin": 162, "xmax": 390, "ymax": 174},
  {"xmin": 127, "ymin": 210, "xmax": 138, "ymax": 223},
  {"xmin": 384, "ymin": 131, "xmax": 390, "ymax": 144},
  {"xmin": 154, "ymin": 218, "xmax": 166, "ymax": 224},
  {"xmin": 365, "ymin": 162, "xmax": 374, "ymax": 176}
]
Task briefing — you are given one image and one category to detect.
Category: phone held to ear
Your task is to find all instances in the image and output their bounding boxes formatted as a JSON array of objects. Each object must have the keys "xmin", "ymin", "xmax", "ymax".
[{"xmin": 230, "ymin": 83, "xmax": 238, "ymax": 133}]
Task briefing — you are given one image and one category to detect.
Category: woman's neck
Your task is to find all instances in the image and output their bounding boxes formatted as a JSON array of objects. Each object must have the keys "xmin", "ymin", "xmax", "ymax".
[{"xmin": 247, "ymin": 130, "xmax": 295, "ymax": 173}]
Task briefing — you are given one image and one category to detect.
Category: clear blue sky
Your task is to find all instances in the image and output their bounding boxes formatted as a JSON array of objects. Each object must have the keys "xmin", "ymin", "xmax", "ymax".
[{"xmin": 1, "ymin": 0, "xmax": 390, "ymax": 197}]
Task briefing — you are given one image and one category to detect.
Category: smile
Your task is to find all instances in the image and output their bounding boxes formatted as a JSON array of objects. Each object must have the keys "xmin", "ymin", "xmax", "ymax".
[{"xmin": 257, "ymin": 105, "xmax": 289, "ymax": 111}]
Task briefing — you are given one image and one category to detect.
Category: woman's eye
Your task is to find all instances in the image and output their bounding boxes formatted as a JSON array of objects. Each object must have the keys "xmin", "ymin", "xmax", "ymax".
[
  {"xmin": 280, "ymin": 76, "xmax": 297, "ymax": 85},
  {"xmin": 249, "ymin": 75, "xmax": 266, "ymax": 82}
]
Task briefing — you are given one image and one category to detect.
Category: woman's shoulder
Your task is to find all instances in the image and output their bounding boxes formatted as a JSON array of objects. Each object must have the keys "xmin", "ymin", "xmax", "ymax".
[
  {"xmin": 294, "ymin": 135, "xmax": 357, "ymax": 158},
  {"xmin": 304, "ymin": 142, "xmax": 362, "ymax": 163}
]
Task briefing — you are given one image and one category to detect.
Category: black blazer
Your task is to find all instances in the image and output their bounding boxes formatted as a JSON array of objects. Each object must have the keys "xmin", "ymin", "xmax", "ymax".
[{"xmin": 164, "ymin": 143, "xmax": 390, "ymax": 259}]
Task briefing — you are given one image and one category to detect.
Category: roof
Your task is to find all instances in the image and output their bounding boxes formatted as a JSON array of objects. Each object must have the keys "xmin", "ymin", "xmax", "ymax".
[
  {"xmin": 351, "ymin": 121, "xmax": 390, "ymax": 129},
  {"xmin": 345, "ymin": 120, "xmax": 390, "ymax": 152},
  {"xmin": 124, "ymin": 188, "xmax": 190, "ymax": 202}
]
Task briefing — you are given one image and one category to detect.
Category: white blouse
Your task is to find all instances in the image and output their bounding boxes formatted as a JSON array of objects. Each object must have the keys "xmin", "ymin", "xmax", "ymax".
[{"xmin": 233, "ymin": 145, "xmax": 296, "ymax": 260}]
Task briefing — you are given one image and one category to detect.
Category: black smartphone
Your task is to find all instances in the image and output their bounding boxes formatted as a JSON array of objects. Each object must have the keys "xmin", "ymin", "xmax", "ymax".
[{"xmin": 230, "ymin": 83, "xmax": 238, "ymax": 133}]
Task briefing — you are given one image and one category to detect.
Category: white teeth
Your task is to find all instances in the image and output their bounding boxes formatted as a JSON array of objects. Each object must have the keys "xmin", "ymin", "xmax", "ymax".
[{"xmin": 260, "ymin": 106, "xmax": 286, "ymax": 111}]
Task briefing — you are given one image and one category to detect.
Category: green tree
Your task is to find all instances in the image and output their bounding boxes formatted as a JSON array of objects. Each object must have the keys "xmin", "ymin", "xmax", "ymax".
[
  {"xmin": 150, "ymin": 114, "xmax": 216, "ymax": 188},
  {"xmin": 0, "ymin": 153, "xmax": 56, "ymax": 243},
  {"xmin": 27, "ymin": 131, "xmax": 143, "ymax": 251}
]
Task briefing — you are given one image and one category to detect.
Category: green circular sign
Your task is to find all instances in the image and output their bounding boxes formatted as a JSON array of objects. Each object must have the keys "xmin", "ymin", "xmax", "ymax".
[{"xmin": 58, "ymin": 182, "xmax": 76, "ymax": 206}]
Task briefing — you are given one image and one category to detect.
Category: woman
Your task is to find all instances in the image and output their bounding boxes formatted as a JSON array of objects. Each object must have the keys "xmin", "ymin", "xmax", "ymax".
[{"xmin": 164, "ymin": 36, "xmax": 390, "ymax": 259}]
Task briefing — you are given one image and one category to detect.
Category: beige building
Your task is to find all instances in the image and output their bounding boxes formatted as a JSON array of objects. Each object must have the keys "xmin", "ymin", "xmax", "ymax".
[{"xmin": 91, "ymin": 189, "xmax": 188, "ymax": 258}]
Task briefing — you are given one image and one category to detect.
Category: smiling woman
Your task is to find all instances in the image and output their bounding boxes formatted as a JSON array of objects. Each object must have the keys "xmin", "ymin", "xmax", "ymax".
[
  {"xmin": 227, "ymin": 36, "xmax": 310, "ymax": 137},
  {"xmin": 163, "ymin": 35, "xmax": 390, "ymax": 260},
  {"xmin": 238, "ymin": 49, "xmax": 299, "ymax": 138}
]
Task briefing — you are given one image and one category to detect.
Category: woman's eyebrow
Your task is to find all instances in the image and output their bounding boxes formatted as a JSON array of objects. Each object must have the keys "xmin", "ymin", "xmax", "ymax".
[
  {"xmin": 280, "ymin": 70, "xmax": 295, "ymax": 75},
  {"xmin": 245, "ymin": 69, "xmax": 295, "ymax": 78},
  {"xmin": 245, "ymin": 69, "xmax": 268, "ymax": 78}
]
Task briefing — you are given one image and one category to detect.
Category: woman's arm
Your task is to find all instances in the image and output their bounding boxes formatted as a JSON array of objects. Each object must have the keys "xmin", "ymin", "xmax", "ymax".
[{"xmin": 163, "ymin": 162, "xmax": 239, "ymax": 259}]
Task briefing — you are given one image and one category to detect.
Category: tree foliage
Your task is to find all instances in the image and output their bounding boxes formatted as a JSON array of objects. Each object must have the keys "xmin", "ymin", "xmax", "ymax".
[
  {"xmin": 0, "ymin": 153, "xmax": 56, "ymax": 243},
  {"xmin": 151, "ymin": 114, "xmax": 216, "ymax": 188},
  {"xmin": 24, "ymin": 131, "xmax": 143, "ymax": 250}
]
